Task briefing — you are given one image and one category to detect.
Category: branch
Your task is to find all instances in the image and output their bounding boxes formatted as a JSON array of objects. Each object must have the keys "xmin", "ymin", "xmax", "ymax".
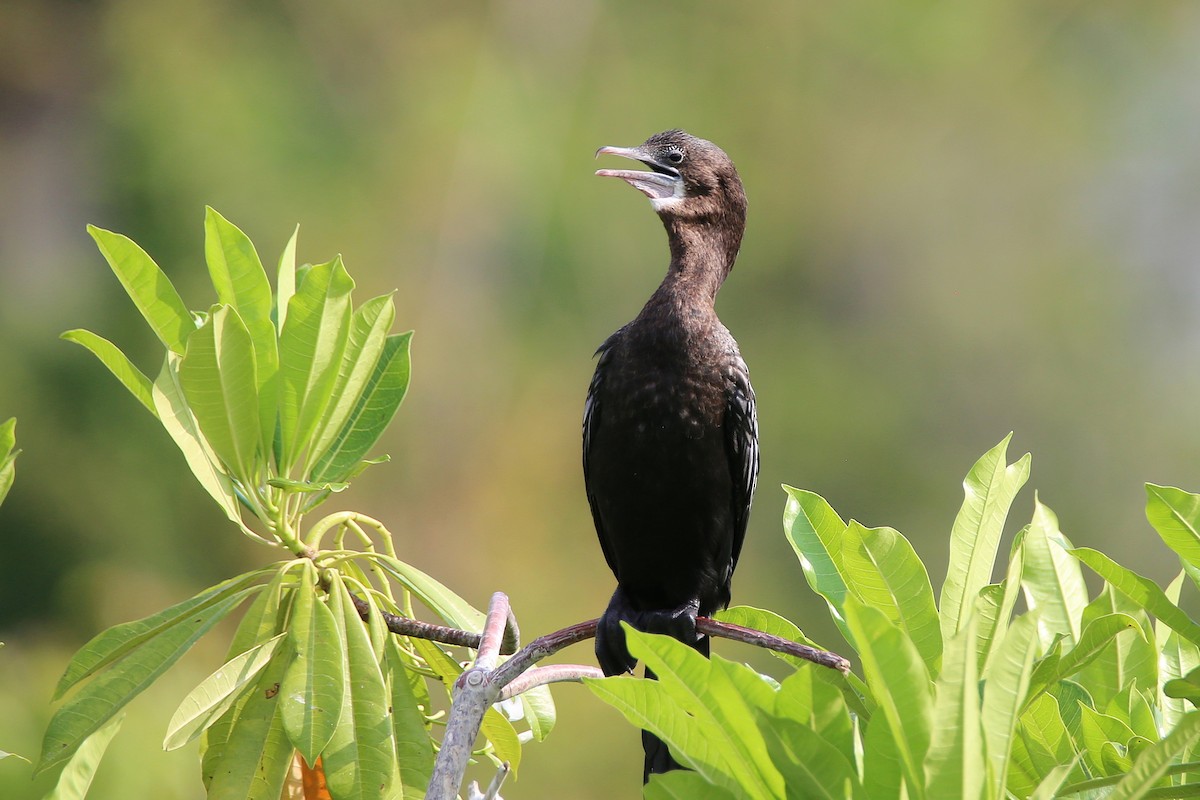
[
  {"xmin": 349, "ymin": 594, "xmax": 519, "ymax": 655},
  {"xmin": 697, "ymin": 617, "xmax": 852, "ymax": 673}
]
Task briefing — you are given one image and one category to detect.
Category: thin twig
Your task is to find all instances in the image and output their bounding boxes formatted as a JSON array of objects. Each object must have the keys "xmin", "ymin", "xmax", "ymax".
[
  {"xmin": 697, "ymin": 617, "xmax": 852, "ymax": 673},
  {"xmin": 348, "ymin": 594, "xmax": 518, "ymax": 654},
  {"xmin": 498, "ymin": 664, "xmax": 605, "ymax": 700}
]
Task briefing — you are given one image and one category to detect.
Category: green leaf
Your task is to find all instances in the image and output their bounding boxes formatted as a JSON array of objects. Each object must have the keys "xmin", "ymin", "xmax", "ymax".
[
  {"xmin": 843, "ymin": 521, "xmax": 942, "ymax": 674},
  {"xmin": 1159, "ymin": 572, "xmax": 1200, "ymax": 736},
  {"xmin": 519, "ymin": 683, "xmax": 557, "ymax": 742},
  {"xmin": 922, "ymin": 617, "xmax": 983, "ymax": 800},
  {"xmin": 0, "ymin": 417, "xmax": 18, "ymax": 507},
  {"xmin": 203, "ymin": 644, "xmax": 296, "ymax": 800},
  {"xmin": 1164, "ymin": 665, "xmax": 1200, "ymax": 706},
  {"xmin": 939, "ymin": 434, "xmax": 1031, "ymax": 642},
  {"xmin": 1071, "ymin": 547, "xmax": 1200, "ymax": 646},
  {"xmin": 645, "ymin": 771, "xmax": 737, "ymax": 800},
  {"xmin": 204, "ymin": 208, "xmax": 279, "ymax": 456},
  {"xmin": 480, "ymin": 707, "xmax": 523, "ymax": 775},
  {"xmin": 843, "ymin": 598, "xmax": 933, "ymax": 800},
  {"xmin": 43, "ymin": 713, "xmax": 124, "ymax": 800},
  {"xmin": 54, "ymin": 570, "xmax": 267, "ymax": 700},
  {"xmin": 164, "ymin": 633, "xmax": 286, "ymax": 750},
  {"xmin": 1147, "ymin": 484, "xmax": 1200, "ymax": 570},
  {"xmin": 1027, "ymin": 613, "xmax": 1138, "ymax": 703},
  {"xmin": 783, "ymin": 487, "xmax": 851, "ymax": 633},
  {"xmin": 757, "ymin": 713, "xmax": 859, "ymax": 800},
  {"xmin": 1073, "ymin": 586, "xmax": 1158, "ymax": 709},
  {"xmin": 1107, "ymin": 712, "xmax": 1200, "ymax": 799},
  {"xmin": 1079, "ymin": 703, "xmax": 1136, "ymax": 775},
  {"xmin": 1021, "ymin": 497, "xmax": 1087, "ymax": 648},
  {"xmin": 38, "ymin": 591, "xmax": 248, "ymax": 775},
  {"xmin": 152, "ymin": 354, "xmax": 249, "ymax": 534},
  {"xmin": 307, "ymin": 294, "xmax": 396, "ymax": 469},
  {"xmin": 61, "ymin": 329, "xmax": 158, "ymax": 417},
  {"xmin": 87, "ymin": 225, "xmax": 194, "ymax": 354},
  {"xmin": 322, "ymin": 575, "xmax": 395, "ymax": 800},
  {"xmin": 179, "ymin": 305, "xmax": 262, "ymax": 481},
  {"xmin": 373, "ymin": 554, "xmax": 484, "ymax": 632},
  {"xmin": 274, "ymin": 225, "xmax": 299, "ymax": 335},
  {"xmin": 309, "ymin": 330, "xmax": 412, "ymax": 485},
  {"xmin": 384, "ymin": 638, "xmax": 434, "ymax": 799},
  {"xmin": 276, "ymin": 256, "xmax": 354, "ymax": 471},
  {"xmin": 981, "ymin": 614, "xmax": 1038, "ymax": 798},
  {"xmin": 1027, "ymin": 757, "xmax": 1080, "ymax": 800},
  {"xmin": 279, "ymin": 576, "xmax": 345, "ymax": 765}
]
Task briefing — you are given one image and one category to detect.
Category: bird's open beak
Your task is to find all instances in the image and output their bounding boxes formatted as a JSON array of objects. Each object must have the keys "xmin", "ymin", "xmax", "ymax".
[{"xmin": 595, "ymin": 145, "xmax": 682, "ymax": 202}]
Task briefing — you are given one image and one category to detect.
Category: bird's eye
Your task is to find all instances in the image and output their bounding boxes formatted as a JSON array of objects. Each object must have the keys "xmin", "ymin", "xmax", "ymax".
[{"xmin": 665, "ymin": 149, "xmax": 684, "ymax": 165}]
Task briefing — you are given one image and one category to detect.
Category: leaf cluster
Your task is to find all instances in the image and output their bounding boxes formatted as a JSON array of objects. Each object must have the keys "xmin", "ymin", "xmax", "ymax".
[{"xmin": 589, "ymin": 435, "xmax": 1200, "ymax": 799}]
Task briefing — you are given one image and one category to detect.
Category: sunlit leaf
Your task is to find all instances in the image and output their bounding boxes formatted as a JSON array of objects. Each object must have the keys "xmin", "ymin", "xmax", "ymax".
[
  {"xmin": 43, "ymin": 713, "xmax": 124, "ymax": 800},
  {"xmin": 204, "ymin": 645, "xmax": 296, "ymax": 800},
  {"xmin": 1021, "ymin": 497, "xmax": 1087, "ymax": 648},
  {"xmin": 783, "ymin": 487, "xmax": 850, "ymax": 635},
  {"xmin": 1106, "ymin": 711, "xmax": 1200, "ymax": 799},
  {"xmin": 152, "ymin": 354, "xmax": 250, "ymax": 534},
  {"xmin": 164, "ymin": 633, "xmax": 286, "ymax": 750},
  {"xmin": 277, "ymin": 256, "xmax": 354, "ymax": 471},
  {"xmin": 309, "ymin": 331, "xmax": 412, "ymax": 485},
  {"xmin": 322, "ymin": 575, "xmax": 394, "ymax": 800},
  {"xmin": 981, "ymin": 613, "xmax": 1037, "ymax": 798},
  {"xmin": 843, "ymin": 598, "xmax": 933, "ymax": 800},
  {"xmin": 384, "ymin": 639, "xmax": 434, "ymax": 800},
  {"xmin": 758, "ymin": 713, "xmax": 859, "ymax": 800},
  {"xmin": 843, "ymin": 521, "xmax": 941, "ymax": 674},
  {"xmin": 179, "ymin": 305, "xmax": 262, "ymax": 481},
  {"xmin": 279, "ymin": 576, "xmax": 345, "ymax": 765},
  {"xmin": 519, "ymin": 683, "xmax": 557, "ymax": 743},
  {"xmin": 61, "ymin": 329, "xmax": 158, "ymax": 417},
  {"xmin": 87, "ymin": 225, "xmax": 193, "ymax": 354},
  {"xmin": 644, "ymin": 770, "xmax": 737, "ymax": 800},
  {"xmin": 1072, "ymin": 547, "xmax": 1200, "ymax": 646},
  {"xmin": 1079, "ymin": 703, "xmax": 1136, "ymax": 775},
  {"xmin": 939, "ymin": 434, "xmax": 1030, "ymax": 642},
  {"xmin": 923, "ymin": 617, "xmax": 983, "ymax": 800},
  {"xmin": 0, "ymin": 417, "xmax": 18, "ymax": 507},
  {"xmin": 204, "ymin": 207, "xmax": 279, "ymax": 455},
  {"xmin": 274, "ymin": 226, "xmax": 299, "ymax": 335},
  {"xmin": 38, "ymin": 591, "xmax": 249, "ymax": 775},
  {"xmin": 54, "ymin": 570, "xmax": 267, "ymax": 700},
  {"xmin": 1146, "ymin": 484, "xmax": 1200, "ymax": 570}
]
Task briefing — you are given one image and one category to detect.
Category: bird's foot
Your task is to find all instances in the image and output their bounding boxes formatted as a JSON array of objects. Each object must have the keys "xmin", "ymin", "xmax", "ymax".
[{"xmin": 596, "ymin": 590, "xmax": 702, "ymax": 676}]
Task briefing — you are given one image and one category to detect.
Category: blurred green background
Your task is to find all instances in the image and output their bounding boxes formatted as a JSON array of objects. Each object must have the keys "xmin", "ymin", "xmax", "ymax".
[{"xmin": 3, "ymin": 0, "xmax": 1200, "ymax": 796}]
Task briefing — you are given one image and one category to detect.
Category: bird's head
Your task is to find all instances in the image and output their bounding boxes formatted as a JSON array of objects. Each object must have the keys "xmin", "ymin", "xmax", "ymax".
[{"xmin": 595, "ymin": 130, "xmax": 746, "ymax": 226}]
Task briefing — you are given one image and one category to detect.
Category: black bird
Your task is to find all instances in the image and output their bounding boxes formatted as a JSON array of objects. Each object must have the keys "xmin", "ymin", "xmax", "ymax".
[{"xmin": 583, "ymin": 130, "xmax": 759, "ymax": 780}]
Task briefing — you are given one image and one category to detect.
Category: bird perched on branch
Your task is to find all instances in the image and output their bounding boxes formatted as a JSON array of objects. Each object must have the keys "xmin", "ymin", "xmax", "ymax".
[{"xmin": 583, "ymin": 130, "xmax": 759, "ymax": 781}]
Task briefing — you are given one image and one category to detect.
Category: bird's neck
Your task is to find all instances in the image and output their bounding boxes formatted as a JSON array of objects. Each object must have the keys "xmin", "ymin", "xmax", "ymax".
[{"xmin": 656, "ymin": 216, "xmax": 744, "ymax": 308}]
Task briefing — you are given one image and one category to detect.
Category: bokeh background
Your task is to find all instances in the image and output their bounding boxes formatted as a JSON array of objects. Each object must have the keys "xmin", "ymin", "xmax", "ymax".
[{"xmin": 3, "ymin": 0, "xmax": 1200, "ymax": 796}]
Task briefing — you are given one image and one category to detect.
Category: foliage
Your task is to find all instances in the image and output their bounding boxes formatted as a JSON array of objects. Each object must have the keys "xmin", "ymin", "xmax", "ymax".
[
  {"xmin": 588, "ymin": 435, "xmax": 1200, "ymax": 799},
  {"xmin": 40, "ymin": 211, "xmax": 555, "ymax": 798}
]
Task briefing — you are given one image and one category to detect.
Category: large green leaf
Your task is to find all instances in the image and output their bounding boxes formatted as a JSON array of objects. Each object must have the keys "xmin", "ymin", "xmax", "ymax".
[
  {"xmin": 38, "ymin": 591, "xmax": 248, "ymax": 775},
  {"xmin": 203, "ymin": 645, "xmax": 296, "ymax": 800},
  {"xmin": 480, "ymin": 707, "xmax": 523, "ymax": 776},
  {"xmin": 87, "ymin": 225, "xmax": 194, "ymax": 354},
  {"xmin": 1147, "ymin": 484, "xmax": 1200, "ymax": 570},
  {"xmin": 939, "ymin": 434, "xmax": 1031, "ymax": 642},
  {"xmin": 307, "ymin": 294, "xmax": 396, "ymax": 470},
  {"xmin": 384, "ymin": 639, "xmax": 434, "ymax": 800},
  {"xmin": 152, "ymin": 354, "xmax": 249, "ymax": 534},
  {"xmin": 179, "ymin": 305, "xmax": 262, "ymax": 481},
  {"xmin": 61, "ymin": 329, "xmax": 158, "ymax": 417},
  {"xmin": 279, "ymin": 577, "xmax": 345, "ymax": 765},
  {"xmin": 1072, "ymin": 547, "xmax": 1200, "ymax": 646},
  {"xmin": 0, "ymin": 417, "xmax": 17, "ymax": 507},
  {"xmin": 322, "ymin": 576, "xmax": 395, "ymax": 800},
  {"xmin": 783, "ymin": 487, "xmax": 850, "ymax": 632},
  {"xmin": 645, "ymin": 771, "xmax": 738, "ymax": 800},
  {"xmin": 274, "ymin": 225, "xmax": 298, "ymax": 335},
  {"xmin": 757, "ymin": 713, "xmax": 859, "ymax": 800},
  {"xmin": 309, "ymin": 330, "xmax": 413, "ymax": 485},
  {"xmin": 923, "ymin": 617, "xmax": 983, "ymax": 800},
  {"xmin": 1021, "ymin": 498, "xmax": 1086, "ymax": 648},
  {"xmin": 1026, "ymin": 613, "xmax": 1139, "ymax": 704},
  {"xmin": 843, "ymin": 521, "xmax": 942, "ymax": 674},
  {"xmin": 519, "ymin": 683, "xmax": 557, "ymax": 743},
  {"xmin": 43, "ymin": 713, "xmax": 124, "ymax": 800},
  {"xmin": 1160, "ymin": 573, "xmax": 1200, "ymax": 738},
  {"xmin": 843, "ymin": 598, "xmax": 933, "ymax": 800},
  {"xmin": 1079, "ymin": 703, "xmax": 1136, "ymax": 776},
  {"xmin": 981, "ymin": 613, "xmax": 1038, "ymax": 798},
  {"xmin": 1073, "ymin": 586, "xmax": 1158, "ymax": 709},
  {"xmin": 204, "ymin": 207, "xmax": 279, "ymax": 455},
  {"xmin": 164, "ymin": 633, "xmax": 286, "ymax": 751},
  {"xmin": 1106, "ymin": 711, "xmax": 1200, "ymax": 800},
  {"xmin": 54, "ymin": 570, "xmax": 267, "ymax": 699},
  {"xmin": 276, "ymin": 256, "xmax": 354, "ymax": 471}
]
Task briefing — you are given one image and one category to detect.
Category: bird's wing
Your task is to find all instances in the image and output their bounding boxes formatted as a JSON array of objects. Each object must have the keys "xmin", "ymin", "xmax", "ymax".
[
  {"xmin": 583, "ymin": 335, "xmax": 620, "ymax": 575},
  {"xmin": 725, "ymin": 353, "xmax": 759, "ymax": 573}
]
